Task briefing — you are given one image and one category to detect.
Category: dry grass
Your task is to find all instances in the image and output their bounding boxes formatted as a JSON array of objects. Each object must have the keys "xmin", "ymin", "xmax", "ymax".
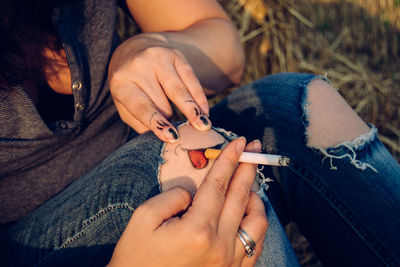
[{"xmin": 217, "ymin": 0, "xmax": 400, "ymax": 161}]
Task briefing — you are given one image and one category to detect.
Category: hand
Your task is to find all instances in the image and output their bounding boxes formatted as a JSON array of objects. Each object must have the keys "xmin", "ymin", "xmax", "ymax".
[
  {"xmin": 108, "ymin": 33, "xmax": 211, "ymax": 143},
  {"xmin": 108, "ymin": 138, "xmax": 268, "ymax": 267}
]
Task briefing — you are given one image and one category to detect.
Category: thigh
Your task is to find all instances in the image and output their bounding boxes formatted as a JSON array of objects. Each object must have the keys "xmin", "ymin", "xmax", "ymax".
[
  {"xmin": 255, "ymin": 185, "xmax": 300, "ymax": 267},
  {"xmin": 1, "ymin": 132, "xmax": 163, "ymax": 266}
]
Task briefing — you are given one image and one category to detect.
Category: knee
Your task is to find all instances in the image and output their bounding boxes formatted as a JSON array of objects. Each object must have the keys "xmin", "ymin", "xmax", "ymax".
[{"xmin": 305, "ymin": 79, "xmax": 370, "ymax": 148}]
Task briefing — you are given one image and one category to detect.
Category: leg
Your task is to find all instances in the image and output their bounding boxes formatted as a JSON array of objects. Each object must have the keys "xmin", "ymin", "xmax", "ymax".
[
  {"xmin": 256, "ymin": 188, "xmax": 300, "ymax": 267},
  {"xmin": 306, "ymin": 79, "xmax": 370, "ymax": 148},
  {"xmin": 211, "ymin": 73, "xmax": 400, "ymax": 266},
  {"xmin": 0, "ymin": 128, "xmax": 299, "ymax": 266}
]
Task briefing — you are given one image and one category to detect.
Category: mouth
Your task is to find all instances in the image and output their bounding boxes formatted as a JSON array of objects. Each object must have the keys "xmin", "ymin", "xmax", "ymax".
[
  {"xmin": 186, "ymin": 142, "xmax": 226, "ymax": 169},
  {"xmin": 187, "ymin": 149, "xmax": 208, "ymax": 169}
]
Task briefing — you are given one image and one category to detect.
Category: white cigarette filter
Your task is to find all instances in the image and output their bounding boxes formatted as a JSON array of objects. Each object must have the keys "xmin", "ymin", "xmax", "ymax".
[{"xmin": 204, "ymin": 149, "xmax": 291, "ymax": 167}]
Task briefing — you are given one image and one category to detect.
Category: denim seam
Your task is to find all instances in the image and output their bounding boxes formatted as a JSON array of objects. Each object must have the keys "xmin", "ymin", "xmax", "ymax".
[
  {"xmin": 287, "ymin": 161, "xmax": 396, "ymax": 266},
  {"xmin": 37, "ymin": 203, "xmax": 134, "ymax": 266}
]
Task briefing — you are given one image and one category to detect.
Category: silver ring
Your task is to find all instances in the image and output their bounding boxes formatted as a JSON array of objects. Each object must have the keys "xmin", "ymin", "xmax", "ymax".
[{"xmin": 237, "ymin": 227, "xmax": 256, "ymax": 257}]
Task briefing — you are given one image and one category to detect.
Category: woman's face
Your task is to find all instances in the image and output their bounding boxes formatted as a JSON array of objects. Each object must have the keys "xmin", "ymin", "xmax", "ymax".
[{"xmin": 159, "ymin": 123, "xmax": 228, "ymax": 195}]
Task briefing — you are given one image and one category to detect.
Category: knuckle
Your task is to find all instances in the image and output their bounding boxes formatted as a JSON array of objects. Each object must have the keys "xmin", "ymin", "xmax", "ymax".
[
  {"xmin": 166, "ymin": 83, "xmax": 188, "ymax": 97},
  {"xmin": 209, "ymin": 176, "xmax": 229, "ymax": 196},
  {"xmin": 254, "ymin": 213, "xmax": 269, "ymax": 232},
  {"xmin": 172, "ymin": 186, "xmax": 192, "ymax": 203},
  {"xmin": 178, "ymin": 62, "xmax": 194, "ymax": 75},
  {"xmin": 129, "ymin": 56, "xmax": 146, "ymax": 69},
  {"xmin": 162, "ymin": 108, "xmax": 174, "ymax": 119},
  {"xmin": 235, "ymin": 187, "xmax": 251, "ymax": 207},
  {"xmin": 135, "ymin": 101, "xmax": 153, "ymax": 117},
  {"xmin": 157, "ymin": 103, "xmax": 174, "ymax": 118},
  {"xmin": 221, "ymin": 156, "xmax": 238, "ymax": 173},
  {"xmin": 125, "ymin": 52, "xmax": 149, "ymax": 70},
  {"xmin": 170, "ymin": 48, "xmax": 188, "ymax": 61},
  {"xmin": 261, "ymin": 215, "xmax": 269, "ymax": 231},
  {"xmin": 109, "ymin": 73, "xmax": 127, "ymax": 96},
  {"xmin": 191, "ymin": 90, "xmax": 206, "ymax": 103},
  {"xmin": 191, "ymin": 224, "xmax": 213, "ymax": 250},
  {"xmin": 130, "ymin": 48, "xmax": 165, "ymax": 68},
  {"xmin": 132, "ymin": 203, "xmax": 151, "ymax": 220},
  {"xmin": 144, "ymin": 46, "xmax": 170, "ymax": 58}
]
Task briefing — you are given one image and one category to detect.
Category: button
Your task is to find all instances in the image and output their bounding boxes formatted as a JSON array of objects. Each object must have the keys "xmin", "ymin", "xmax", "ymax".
[
  {"xmin": 59, "ymin": 121, "xmax": 68, "ymax": 129},
  {"xmin": 72, "ymin": 81, "xmax": 82, "ymax": 90},
  {"xmin": 75, "ymin": 103, "xmax": 85, "ymax": 111}
]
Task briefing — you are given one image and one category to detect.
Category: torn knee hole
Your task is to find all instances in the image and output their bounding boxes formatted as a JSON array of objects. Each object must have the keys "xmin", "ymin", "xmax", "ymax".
[{"xmin": 303, "ymin": 78, "xmax": 370, "ymax": 149}]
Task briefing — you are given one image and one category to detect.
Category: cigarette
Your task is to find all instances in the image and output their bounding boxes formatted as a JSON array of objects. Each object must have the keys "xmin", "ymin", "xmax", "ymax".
[{"xmin": 204, "ymin": 148, "xmax": 291, "ymax": 167}]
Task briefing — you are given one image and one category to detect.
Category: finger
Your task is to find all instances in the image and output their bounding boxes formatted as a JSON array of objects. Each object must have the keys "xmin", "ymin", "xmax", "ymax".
[
  {"xmin": 244, "ymin": 139, "xmax": 262, "ymax": 154},
  {"xmin": 114, "ymin": 82, "xmax": 180, "ymax": 143},
  {"xmin": 174, "ymin": 51, "xmax": 209, "ymax": 115},
  {"xmin": 114, "ymin": 87, "xmax": 173, "ymax": 134},
  {"xmin": 234, "ymin": 193, "xmax": 268, "ymax": 265},
  {"xmin": 131, "ymin": 186, "xmax": 192, "ymax": 231},
  {"xmin": 156, "ymin": 55, "xmax": 211, "ymax": 132},
  {"xmin": 185, "ymin": 137, "xmax": 246, "ymax": 228},
  {"xmin": 219, "ymin": 140, "xmax": 261, "ymax": 237},
  {"xmin": 133, "ymin": 73, "xmax": 174, "ymax": 118},
  {"xmin": 114, "ymin": 101, "xmax": 149, "ymax": 133},
  {"xmin": 241, "ymin": 233, "xmax": 265, "ymax": 267}
]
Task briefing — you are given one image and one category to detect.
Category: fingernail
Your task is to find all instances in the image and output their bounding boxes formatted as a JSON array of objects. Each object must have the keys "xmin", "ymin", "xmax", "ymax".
[
  {"xmin": 193, "ymin": 115, "xmax": 211, "ymax": 131},
  {"xmin": 247, "ymin": 139, "xmax": 261, "ymax": 152},
  {"xmin": 200, "ymin": 115, "xmax": 210, "ymax": 126},
  {"xmin": 236, "ymin": 137, "xmax": 246, "ymax": 153},
  {"xmin": 164, "ymin": 127, "xmax": 179, "ymax": 143}
]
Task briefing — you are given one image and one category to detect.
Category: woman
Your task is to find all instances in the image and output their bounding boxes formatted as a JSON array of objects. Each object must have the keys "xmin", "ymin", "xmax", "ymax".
[
  {"xmin": 1, "ymin": 0, "xmax": 399, "ymax": 266},
  {"xmin": 0, "ymin": 0, "xmax": 290, "ymax": 265}
]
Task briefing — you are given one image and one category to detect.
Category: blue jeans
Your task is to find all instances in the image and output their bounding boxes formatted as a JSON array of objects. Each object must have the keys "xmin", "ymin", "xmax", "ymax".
[
  {"xmin": 211, "ymin": 73, "xmax": 400, "ymax": 266},
  {"xmin": 2, "ymin": 73, "xmax": 399, "ymax": 266},
  {"xmin": 0, "ymin": 128, "xmax": 298, "ymax": 266}
]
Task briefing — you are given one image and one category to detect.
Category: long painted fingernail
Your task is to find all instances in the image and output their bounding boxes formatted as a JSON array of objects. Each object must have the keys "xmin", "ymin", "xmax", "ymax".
[
  {"xmin": 163, "ymin": 127, "xmax": 179, "ymax": 143},
  {"xmin": 193, "ymin": 115, "xmax": 211, "ymax": 131}
]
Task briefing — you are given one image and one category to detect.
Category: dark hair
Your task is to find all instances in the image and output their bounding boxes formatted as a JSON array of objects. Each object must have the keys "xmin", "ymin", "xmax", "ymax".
[{"xmin": 0, "ymin": 0, "xmax": 62, "ymax": 88}]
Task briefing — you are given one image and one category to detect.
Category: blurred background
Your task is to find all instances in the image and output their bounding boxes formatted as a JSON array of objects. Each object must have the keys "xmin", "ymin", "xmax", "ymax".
[{"xmin": 117, "ymin": 0, "xmax": 399, "ymax": 265}]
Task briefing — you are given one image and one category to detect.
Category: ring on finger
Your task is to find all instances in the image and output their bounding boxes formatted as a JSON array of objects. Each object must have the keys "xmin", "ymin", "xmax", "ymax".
[{"xmin": 237, "ymin": 227, "xmax": 256, "ymax": 257}]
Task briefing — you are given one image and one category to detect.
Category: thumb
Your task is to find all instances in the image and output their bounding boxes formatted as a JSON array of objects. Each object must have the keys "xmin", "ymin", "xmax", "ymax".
[{"xmin": 132, "ymin": 186, "xmax": 193, "ymax": 230}]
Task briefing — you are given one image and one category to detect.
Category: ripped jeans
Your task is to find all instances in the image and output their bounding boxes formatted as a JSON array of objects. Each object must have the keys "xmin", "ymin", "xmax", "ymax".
[
  {"xmin": 211, "ymin": 73, "xmax": 400, "ymax": 266},
  {"xmin": 1, "ymin": 73, "xmax": 399, "ymax": 266}
]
